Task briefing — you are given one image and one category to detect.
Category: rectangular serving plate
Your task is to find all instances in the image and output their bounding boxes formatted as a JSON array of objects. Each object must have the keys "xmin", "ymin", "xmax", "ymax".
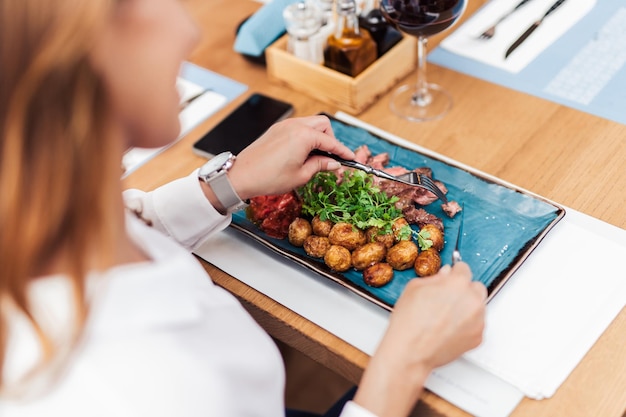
[{"xmin": 230, "ymin": 115, "xmax": 565, "ymax": 311}]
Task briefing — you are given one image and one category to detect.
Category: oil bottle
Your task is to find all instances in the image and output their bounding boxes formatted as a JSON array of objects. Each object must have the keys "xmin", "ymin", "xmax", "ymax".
[{"xmin": 323, "ymin": 0, "xmax": 377, "ymax": 77}]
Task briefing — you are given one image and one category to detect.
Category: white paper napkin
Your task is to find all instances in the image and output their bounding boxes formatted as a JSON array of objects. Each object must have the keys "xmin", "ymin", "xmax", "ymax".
[
  {"xmin": 440, "ymin": 0, "xmax": 596, "ymax": 73},
  {"xmin": 464, "ymin": 209, "xmax": 626, "ymax": 399},
  {"xmin": 121, "ymin": 78, "xmax": 227, "ymax": 177}
]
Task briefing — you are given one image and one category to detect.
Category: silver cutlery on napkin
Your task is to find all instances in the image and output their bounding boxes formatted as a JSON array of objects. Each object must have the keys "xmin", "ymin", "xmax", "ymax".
[
  {"xmin": 504, "ymin": 0, "xmax": 567, "ymax": 59},
  {"xmin": 478, "ymin": 0, "xmax": 534, "ymax": 40},
  {"xmin": 179, "ymin": 89, "xmax": 210, "ymax": 111}
]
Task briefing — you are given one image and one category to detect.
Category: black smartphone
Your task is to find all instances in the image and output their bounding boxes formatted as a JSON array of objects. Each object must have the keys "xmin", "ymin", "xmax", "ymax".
[{"xmin": 192, "ymin": 93, "xmax": 294, "ymax": 158}]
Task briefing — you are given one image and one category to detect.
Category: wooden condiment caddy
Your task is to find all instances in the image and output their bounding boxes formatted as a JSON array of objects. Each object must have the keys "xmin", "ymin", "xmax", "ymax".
[{"xmin": 265, "ymin": 34, "xmax": 417, "ymax": 114}]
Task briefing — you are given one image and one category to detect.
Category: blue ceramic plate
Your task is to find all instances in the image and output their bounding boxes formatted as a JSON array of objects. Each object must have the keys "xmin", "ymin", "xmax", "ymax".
[{"xmin": 231, "ymin": 116, "xmax": 565, "ymax": 310}]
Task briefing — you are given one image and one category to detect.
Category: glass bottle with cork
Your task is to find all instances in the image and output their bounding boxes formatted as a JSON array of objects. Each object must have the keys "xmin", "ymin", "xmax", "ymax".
[
  {"xmin": 323, "ymin": 0, "xmax": 377, "ymax": 77},
  {"xmin": 358, "ymin": 0, "xmax": 403, "ymax": 58}
]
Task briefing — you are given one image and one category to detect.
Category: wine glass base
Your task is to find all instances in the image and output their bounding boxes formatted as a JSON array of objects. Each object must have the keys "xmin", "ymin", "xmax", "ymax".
[{"xmin": 389, "ymin": 83, "xmax": 452, "ymax": 122}]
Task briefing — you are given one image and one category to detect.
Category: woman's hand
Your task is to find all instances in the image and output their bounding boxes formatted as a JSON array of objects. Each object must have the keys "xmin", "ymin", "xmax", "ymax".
[
  {"xmin": 353, "ymin": 263, "xmax": 487, "ymax": 417},
  {"xmin": 227, "ymin": 115, "xmax": 355, "ymax": 200}
]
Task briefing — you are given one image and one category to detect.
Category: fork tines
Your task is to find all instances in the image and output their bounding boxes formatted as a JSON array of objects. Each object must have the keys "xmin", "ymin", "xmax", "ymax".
[{"xmin": 419, "ymin": 175, "xmax": 448, "ymax": 204}]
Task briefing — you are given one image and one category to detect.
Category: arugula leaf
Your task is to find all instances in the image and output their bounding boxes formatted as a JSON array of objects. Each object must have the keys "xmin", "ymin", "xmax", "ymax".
[{"xmin": 416, "ymin": 229, "xmax": 433, "ymax": 251}]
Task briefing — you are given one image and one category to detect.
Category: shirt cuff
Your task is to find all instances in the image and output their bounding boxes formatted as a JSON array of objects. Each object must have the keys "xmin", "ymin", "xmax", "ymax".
[
  {"xmin": 339, "ymin": 401, "xmax": 379, "ymax": 417},
  {"xmin": 123, "ymin": 170, "xmax": 231, "ymax": 251}
]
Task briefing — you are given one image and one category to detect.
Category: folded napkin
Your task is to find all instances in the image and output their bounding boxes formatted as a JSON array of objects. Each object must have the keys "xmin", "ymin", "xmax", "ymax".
[
  {"xmin": 441, "ymin": 0, "xmax": 596, "ymax": 73},
  {"xmin": 464, "ymin": 208, "xmax": 626, "ymax": 399},
  {"xmin": 234, "ymin": 0, "xmax": 300, "ymax": 57}
]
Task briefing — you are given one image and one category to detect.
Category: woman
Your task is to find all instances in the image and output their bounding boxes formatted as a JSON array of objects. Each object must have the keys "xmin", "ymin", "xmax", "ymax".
[{"xmin": 0, "ymin": 0, "xmax": 486, "ymax": 416}]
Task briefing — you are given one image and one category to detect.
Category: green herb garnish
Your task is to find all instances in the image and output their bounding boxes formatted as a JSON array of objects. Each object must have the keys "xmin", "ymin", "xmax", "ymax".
[
  {"xmin": 298, "ymin": 171, "xmax": 432, "ymax": 250},
  {"xmin": 416, "ymin": 229, "xmax": 433, "ymax": 251}
]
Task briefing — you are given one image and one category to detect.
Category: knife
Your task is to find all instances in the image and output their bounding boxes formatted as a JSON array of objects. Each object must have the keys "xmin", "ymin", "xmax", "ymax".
[
  {"xmin": 504, "ymin": 0, "xmax": 567, "ymax": 59},
  {"xmin": 451, "ymin": 203, "xmax": 465, "ymax": 265}
]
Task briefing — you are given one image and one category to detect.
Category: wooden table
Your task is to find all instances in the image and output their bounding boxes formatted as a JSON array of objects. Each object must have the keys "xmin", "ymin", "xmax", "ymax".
[{"xmin": 124, "ymin": 1, "xmax": 626, "ymax": 416}]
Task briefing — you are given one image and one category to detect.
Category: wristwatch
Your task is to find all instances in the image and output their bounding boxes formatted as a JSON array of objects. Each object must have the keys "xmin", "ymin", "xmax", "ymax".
[{"xmin": 198, "ymin": 152, "xmax": 248, "ymax": 213}]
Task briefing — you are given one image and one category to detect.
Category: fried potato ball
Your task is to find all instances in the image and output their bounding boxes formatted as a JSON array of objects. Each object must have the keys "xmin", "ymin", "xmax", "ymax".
[
  {"xmin": 351, "ymin": 242, "xmax": 386, "ymax": 271},
  {"xmin": 324, "ymin": 245, "xmax": 352, "ymax": 272},
  {"xmin": 303, "ymin": 235, "xmax": 331, "ymax": 258},
  {"xmin": 392, "ymin": 217, "xmax": 411, "ymax": 242},
  {"xmin": 420, "ymin": 224, "xmax": 444, "ymax": 252},
  {"xmin": 288, "ymin": 218, "xmax": 312, "ymax": 247},
  {"xmin": 365, "ymin": 226, "xmax": 395, "ymax": 249},
  {"xmin": 363, "ymin": 262, "xmax": 394, "ymax": 288},
  {"xmin": 414, "ymin": 248, "xmax": 442, "ymax": 277},
  {"xmin": 328, "ymin": 222, "xmax": 367, "ymax": 251},
  {"xmin": 386, "ymin": 240, "xmax": 418, "ymax": 270},
  {"xmin": 311, "ymin": 215, "xmax": 334, "ymax": 237}
]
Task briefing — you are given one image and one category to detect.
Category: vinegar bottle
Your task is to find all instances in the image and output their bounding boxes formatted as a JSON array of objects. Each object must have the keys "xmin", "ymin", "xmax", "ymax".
[
  {"xmin": 323, "ymin": 0, "xmax": 377, "ymax": 77},
  {"xmin": 358, "ymin": 0, "xmax": 402, "ymax": 57}
]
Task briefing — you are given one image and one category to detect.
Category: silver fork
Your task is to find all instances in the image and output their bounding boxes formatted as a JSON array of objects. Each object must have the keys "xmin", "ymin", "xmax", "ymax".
[
  {"xmin": 478, "ymin": 0, "xmax": 534, "ymax": 40},
  {"xmin": 310, "ymin": 150, "xmax": 449, "ymax": 204},
  {"xmin": 397, "ymin": 171, "xmax": 449, "ymax": 204}
]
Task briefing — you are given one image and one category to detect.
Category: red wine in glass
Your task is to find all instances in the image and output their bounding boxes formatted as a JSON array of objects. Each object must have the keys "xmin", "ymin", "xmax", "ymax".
[{"xmin": 380, "ymin": 0, "xmax": 466, "ymax": 121}]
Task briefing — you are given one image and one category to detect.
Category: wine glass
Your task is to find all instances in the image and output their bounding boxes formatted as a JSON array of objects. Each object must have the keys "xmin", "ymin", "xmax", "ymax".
[{"xmin": 380, "ymin": 0, "xmax": 467, "ymax": 122}]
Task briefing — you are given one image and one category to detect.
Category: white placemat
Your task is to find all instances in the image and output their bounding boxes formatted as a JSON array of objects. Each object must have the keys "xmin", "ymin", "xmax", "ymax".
[{"xmin": 441, "ymin": 0, "xmax": 596, "ymax": 73}]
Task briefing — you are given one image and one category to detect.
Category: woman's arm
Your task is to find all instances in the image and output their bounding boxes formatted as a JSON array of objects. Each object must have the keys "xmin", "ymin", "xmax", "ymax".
[
  {"xmin": 123, "ymin": 171, "xmax": 231, "ymax": 251},
  {"xmin": 347, "ymin": 263, "xmax": 486, "ymax": 417},
  {"xmin": 201, "ymin": 115, "xmax": 356, "ymax": 213}
]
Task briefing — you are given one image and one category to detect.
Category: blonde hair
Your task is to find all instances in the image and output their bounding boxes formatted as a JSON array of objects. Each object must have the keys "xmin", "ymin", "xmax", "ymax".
[{"xmin": 0, "ymin": 0, "xmax": 120, "ymax": 392}]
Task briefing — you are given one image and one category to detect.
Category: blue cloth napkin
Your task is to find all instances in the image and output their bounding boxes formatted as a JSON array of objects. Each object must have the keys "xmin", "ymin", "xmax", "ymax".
[{"xmin": 234, "ymin": 0, "xmax": 300, "ymax": 57}]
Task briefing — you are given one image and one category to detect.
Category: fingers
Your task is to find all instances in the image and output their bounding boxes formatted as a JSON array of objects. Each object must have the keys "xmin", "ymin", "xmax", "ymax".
[
  {"xmin": 297, "ymin": 114, "xmax": 336, "ymax": 137},
  {"xmin": 471, "ymin": 281, "xmax": 488, "ymax": 302},
  {"xmin": 447, "ymin": 262, "xmax": 487, "ymax": 302},
  {"xmin": 406, "ymin": 261, "xmax": 486, "ymax": 305},
  {"xmin": 297, "ymin": 115, "xmax": 356, "ymax": 160},
  {"xmin": 448, "ymin": 261, "xmax": 472, "ymax": 280}
]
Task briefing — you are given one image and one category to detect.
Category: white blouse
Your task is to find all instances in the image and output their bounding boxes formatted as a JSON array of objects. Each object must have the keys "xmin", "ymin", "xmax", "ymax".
[{"xmin": 0, "ymin": 172, "xmax": 375, "ymax": 417}]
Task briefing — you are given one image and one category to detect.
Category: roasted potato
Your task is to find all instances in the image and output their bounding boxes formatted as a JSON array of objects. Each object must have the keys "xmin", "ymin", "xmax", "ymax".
[
  {"xmin": 328, "ymin": 222, "xmax": 367, "ymax": 251},
  {"xmin": 386, "ymin": 240, "xmax": 418, "ymax": 270},
  {"xmin": 311, "ymin": 215, "xmax": 334, "ymax": 237},
  {"xmin": 414, "ymin": 248, "xmax": 441, "ymax": 277},
  {"xmin": 324, "ymin": 245, "xmax": 352, "ymax": 272},
  {"xmin": 365, "ymin": 226, "xmax": 395, "ymax": 249},
  {"xmin": 351, "ymin": 242, "xmax": 386, "ymax": 271},
  {"xmin": 363, "ymin": 262, "xmax": 394, "ymax": 287},
  {"xmin": 392, "ymin": 217, "xmax": 411, "ymax": 242},
  {"xmin": 420, "ymin": 224, "xmax": 444, "ymax": 252},
  {"xmin": 288, "ymin": 218, "xmax": 312, "ymax": 247},
  {"xmin": 303, "ymin": 235, "xmax": 331, "ymax": 258}
]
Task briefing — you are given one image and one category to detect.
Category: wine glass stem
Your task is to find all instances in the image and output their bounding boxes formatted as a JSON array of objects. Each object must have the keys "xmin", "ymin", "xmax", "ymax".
[{"xmin": 412, "ymin": 36, "xmax": 432, "ymax": 107}]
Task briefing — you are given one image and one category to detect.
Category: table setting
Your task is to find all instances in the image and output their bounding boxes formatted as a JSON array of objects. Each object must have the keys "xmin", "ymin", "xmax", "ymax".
[
  {"xmin": 429, "ymin": 0, "xmax": 626, "ymax": 126},
  {"xmin": 194, "ymin": 111, "xmax": 626, "ymax": 417},
  {"xmin": 123, "ymin": 1, "xmax": 626, "ymax": 416}
]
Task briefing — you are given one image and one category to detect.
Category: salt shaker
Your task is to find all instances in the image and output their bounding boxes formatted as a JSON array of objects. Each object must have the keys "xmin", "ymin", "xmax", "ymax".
[{"xmin": 283, "ymin": 2, "xmax": 323, "ymax": 64}]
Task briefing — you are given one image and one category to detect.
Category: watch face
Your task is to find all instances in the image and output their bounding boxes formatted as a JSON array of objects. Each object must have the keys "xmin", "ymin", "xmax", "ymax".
[
  {"xmin": 209, "ymin": 151, "xmax": 232, "ymax": 168},
  {"xmin": 200, "ymin": 152, "xmax": 233, "ymax": 177}
]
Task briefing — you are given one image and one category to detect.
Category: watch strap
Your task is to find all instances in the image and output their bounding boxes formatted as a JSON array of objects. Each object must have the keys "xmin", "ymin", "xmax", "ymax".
[{"xmin": 209, "ymin": 172, "xmax": 248, "ymax": 213}]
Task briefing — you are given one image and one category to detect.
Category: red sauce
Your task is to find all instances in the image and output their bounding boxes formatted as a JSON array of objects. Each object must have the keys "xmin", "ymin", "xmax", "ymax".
[{"xmin": 247, "ymin": 191, "xmax": 302, "ymax": 239}]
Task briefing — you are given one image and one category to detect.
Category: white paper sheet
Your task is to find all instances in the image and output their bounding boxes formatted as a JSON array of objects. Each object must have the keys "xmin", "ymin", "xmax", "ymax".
[
  {"xmin": 193, "ymin": 113, "xmax": 626, "ymax": 416},
  {"xmin": 440, "ymin": 0, "xmax": 596, "ymax": 73}
]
